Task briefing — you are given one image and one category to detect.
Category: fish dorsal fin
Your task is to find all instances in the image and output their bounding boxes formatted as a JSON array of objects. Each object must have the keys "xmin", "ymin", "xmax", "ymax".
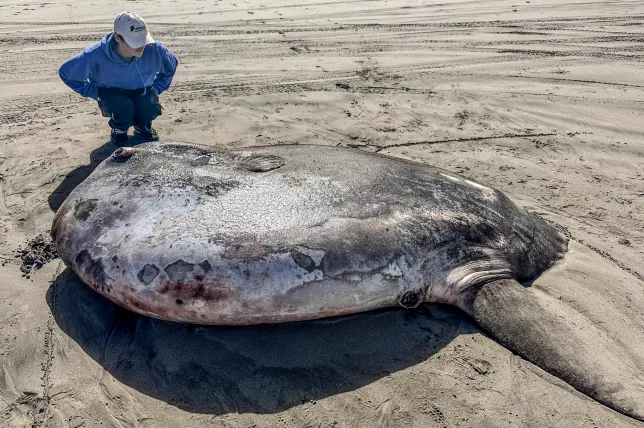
[{"xmin": 237, "ymin": 154, "xmax": 285, "ymax": 172}]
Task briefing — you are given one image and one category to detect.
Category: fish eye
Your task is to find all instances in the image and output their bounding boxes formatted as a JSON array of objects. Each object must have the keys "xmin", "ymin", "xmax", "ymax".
[{"xmin": 112, "ymin": 147, "xmax": 134, "ymax": 161}]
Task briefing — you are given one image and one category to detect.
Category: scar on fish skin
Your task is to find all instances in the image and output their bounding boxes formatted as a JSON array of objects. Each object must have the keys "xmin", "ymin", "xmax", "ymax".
[{"xmin": 74, "ymin": 199, "xmax": 98, "ymax": 221}]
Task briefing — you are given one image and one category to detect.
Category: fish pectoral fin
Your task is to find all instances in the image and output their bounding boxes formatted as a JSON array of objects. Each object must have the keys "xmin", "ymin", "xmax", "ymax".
[{"xmin": 458, "ymin": 278, "xmax": 644, "ymax": 422}]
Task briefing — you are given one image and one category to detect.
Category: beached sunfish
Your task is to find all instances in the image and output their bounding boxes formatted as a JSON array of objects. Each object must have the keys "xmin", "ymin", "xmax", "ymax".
[{"xmin": 51, "ymin": 141, "xmax": 643, "ymax": 421}]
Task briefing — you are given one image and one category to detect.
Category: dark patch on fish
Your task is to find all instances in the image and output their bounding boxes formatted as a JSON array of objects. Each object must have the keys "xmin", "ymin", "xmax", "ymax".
[
  {"xmin": 290, "ymin": 250, "xmax": 316, "ymax": 273},
  {"xmin": 191, "ymin": 155, "xmax": 210, "ymax": 166},
  {"xmin": 161, "ymin": 143, "xmax": 214, "ymax": 159},
  {"xmin": 165, "ymin": 259, "xmax": 196, "ymax": 282},
  {"xmin": 199, "ymin": 260, "xmax": 212, "ymax": 273},
  {"xmin": 75, "ymin": 250, "xmax": 109, "ymax": 289},
  {"xmin": 73, "ymin": 199, "xmax": 98, "ymax": 221},
  {"xmin": 204, "ymin": 180, "xmax": 239, "ymax": 197},
  {"xmin": 156, "ymin": 279, "xmax": 232, "ymax": 301},
  {"xmin": 137, "ymin": 264, "xmax": 160, "ymax": 285}
]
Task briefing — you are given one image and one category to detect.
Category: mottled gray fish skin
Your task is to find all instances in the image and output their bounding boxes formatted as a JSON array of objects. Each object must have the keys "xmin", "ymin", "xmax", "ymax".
[
  {"xmin": 51, "ymin": 142, "xmax": 566, "ymax": 324},
  {"xmin": 52, "ymin": 142, "xmax": 644, "ymax": 422}
]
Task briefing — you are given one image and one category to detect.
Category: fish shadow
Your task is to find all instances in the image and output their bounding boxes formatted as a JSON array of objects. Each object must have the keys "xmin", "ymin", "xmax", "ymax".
[
  {"xmin": 47, "ymin": 137, "xmax": 146, "ymax": 212},
  {"xmin": 48, "ymin": 268, "xmax": 475, "ymax": 415}
]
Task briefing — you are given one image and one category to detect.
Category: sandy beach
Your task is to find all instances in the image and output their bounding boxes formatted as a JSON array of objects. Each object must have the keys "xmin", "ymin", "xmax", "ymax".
[{"xmin": 1, "ymin": 0, "xmax": 643, "ymax": 426}]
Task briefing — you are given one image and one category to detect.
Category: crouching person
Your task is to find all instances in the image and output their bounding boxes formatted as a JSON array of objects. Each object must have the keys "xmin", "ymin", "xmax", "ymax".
[{"xmin": 58, "ymin": 11, "xmax": 178, "ymax": 144}]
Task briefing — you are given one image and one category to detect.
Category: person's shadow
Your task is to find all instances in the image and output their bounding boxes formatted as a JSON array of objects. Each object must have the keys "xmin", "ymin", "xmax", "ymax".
[
  {"xmin": 48, "ymin": 269, "xmax": 473, "ymax": 415},
  {"xmin": 48, "ymin": 136, "xmax": 149, "ymax": 212}
]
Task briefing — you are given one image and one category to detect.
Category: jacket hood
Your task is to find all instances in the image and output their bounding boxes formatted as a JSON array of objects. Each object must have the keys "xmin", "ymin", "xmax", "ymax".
[{"xmin": 101, "ymin": 32, "xmax": 129, "ymax": 64}]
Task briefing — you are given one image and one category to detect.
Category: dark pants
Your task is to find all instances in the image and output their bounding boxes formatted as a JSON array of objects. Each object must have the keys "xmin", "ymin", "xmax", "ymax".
[{"xmin": 97, "ymin": 87, "xmax": 162, "ymax": 132}]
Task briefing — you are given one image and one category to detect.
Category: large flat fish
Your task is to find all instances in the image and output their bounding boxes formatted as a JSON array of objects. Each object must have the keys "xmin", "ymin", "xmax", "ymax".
[{"xmin": 51, "ymin": 141, "xmax": 643, "ymax": 421}]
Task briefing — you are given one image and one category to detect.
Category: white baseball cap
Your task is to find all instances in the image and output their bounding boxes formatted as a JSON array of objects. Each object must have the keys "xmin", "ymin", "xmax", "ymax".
[{"xmin": 113, "ymin": 11, "xmax": 154, "ymax": 49}]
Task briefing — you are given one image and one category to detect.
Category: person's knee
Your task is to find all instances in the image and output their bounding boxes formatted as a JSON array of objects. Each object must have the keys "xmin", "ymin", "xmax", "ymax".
[
  {"xmin": 137, "ymin": 108, "xmax": 161, "ymax": 123},
  {"xmin": 136, "ymin": 90, "xmax": 163, "ymax": 122},
  {"xmin": 98, "ymin": 88, "xmax": 135, "ymax": 119}
]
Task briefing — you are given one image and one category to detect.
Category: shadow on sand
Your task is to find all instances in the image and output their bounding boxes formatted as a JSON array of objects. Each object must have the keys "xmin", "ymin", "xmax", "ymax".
[
  {"xmin": 47, "ymin": 269, "xmax": 476, "ymax": 415},
  {"xmin": 47, "ymin": 136, "xmax": 149, "ymax": 212}
]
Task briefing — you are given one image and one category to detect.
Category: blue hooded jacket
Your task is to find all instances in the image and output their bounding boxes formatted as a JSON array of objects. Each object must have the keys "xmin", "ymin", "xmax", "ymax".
[{"xmin": 58, "ymin": 32, "xmax": 178, "ymax": 100}]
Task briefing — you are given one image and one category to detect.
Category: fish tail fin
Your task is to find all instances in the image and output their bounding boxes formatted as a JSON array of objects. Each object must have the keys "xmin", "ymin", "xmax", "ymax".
[{"xmin": 458, "ymin": 278, "xmax": 644, "ymax": 422}]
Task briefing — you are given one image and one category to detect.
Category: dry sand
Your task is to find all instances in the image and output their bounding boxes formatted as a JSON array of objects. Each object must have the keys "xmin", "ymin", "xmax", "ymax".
[{"xmin": 1, "ymin": 0, "xmax": 644, "ymax": 427}]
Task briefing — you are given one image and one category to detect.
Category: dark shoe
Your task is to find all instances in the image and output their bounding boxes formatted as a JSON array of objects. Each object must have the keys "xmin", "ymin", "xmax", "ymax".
[
  {"xmin": 134, "ymin": 125, "xmax": 159, "ymax": 142},
  {"xmin": 110, "ymin": 128, "xmax": 128, "ymax": 145}
]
